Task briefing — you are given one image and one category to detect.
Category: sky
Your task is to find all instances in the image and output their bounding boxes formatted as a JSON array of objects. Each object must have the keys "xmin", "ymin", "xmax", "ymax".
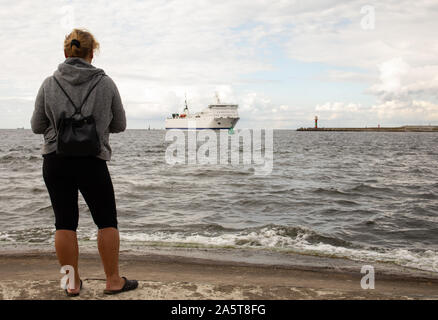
[{"xmin": 1, "ymin": 0, "xmax": 437, "ymax": 129}]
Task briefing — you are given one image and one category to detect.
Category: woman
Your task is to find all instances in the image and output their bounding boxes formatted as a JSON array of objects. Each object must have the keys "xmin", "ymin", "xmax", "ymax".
[{"xmin": 31, "ymin": 29, "xmax": 138, "ymax": 297}]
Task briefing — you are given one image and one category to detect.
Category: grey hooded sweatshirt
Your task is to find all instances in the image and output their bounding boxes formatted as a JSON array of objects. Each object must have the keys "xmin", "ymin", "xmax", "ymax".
[{"xmin": 31, "ymin": 57, "xmax": 126, "ymax": 161}]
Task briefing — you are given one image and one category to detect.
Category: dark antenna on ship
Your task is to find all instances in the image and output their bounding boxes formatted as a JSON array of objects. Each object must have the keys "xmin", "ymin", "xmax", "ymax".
[
  {"xmin": 215, "ymin": 92, "xmax": 221, "ymax": 104},
  {"xmin": 184, "ymin": 93, "xmax": 189, "ymax": 114}
]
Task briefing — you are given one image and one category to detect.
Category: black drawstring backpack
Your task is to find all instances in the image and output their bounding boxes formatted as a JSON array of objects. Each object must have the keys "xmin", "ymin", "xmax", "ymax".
[{"xmin": 53, "ymin": 75, "xmax": 104, "ymax": 157}]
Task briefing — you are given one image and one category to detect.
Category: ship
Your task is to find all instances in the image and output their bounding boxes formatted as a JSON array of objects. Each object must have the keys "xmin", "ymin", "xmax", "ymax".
[{"xmin": 165, "ymin": 94, "xmax": 239, "ymax": 130}]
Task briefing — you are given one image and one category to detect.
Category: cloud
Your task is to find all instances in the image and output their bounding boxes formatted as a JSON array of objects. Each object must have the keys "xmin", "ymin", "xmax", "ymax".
[
  {"xmin": 369, "ymin": 58, "xmax": 438, "ymax": 101},
  {"xmin": 282, "ymin": 1, "xmax": 438, "ymax": 69},
  {"xmin": 313, "ymin": 99, "xmax": 438, "ymax": 126},
  {"xmin": 315, "ymin": 102, "xmax": 364, "ymax": 124},
  {"xmin": 372, "ymin": 58, "xmax": 409, "ymax": 93},
  {"xmin": 371, "ymin": 100, "xmax": 438, "ymax": 123},
  {"xmin": 321, "ymin": 70, "xmax": 374, "ymax": 83}
]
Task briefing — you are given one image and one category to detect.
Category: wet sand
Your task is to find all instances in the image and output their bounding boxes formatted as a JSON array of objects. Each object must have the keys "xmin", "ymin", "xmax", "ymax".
[{"xmin": 1, "ymin": 249, "xmax": 438, "ymax": 300}]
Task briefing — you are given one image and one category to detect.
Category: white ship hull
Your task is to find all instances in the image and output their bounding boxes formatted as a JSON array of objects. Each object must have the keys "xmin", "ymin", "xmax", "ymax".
[{"xmin": 165, "ymin": 117, "xmax": 239, "ymax": 129}]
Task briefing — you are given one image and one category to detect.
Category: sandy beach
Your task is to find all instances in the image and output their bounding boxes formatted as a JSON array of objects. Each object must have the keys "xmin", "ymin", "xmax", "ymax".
[{"xmin": 1, "ymin": 248, "xmax": 438, "ymax": 300}]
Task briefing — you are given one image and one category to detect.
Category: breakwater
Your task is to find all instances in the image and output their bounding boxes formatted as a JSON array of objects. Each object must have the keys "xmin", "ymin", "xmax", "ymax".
[{"xmin": 297, "ymin": 126, "xmax": 438, "ymax": 132}]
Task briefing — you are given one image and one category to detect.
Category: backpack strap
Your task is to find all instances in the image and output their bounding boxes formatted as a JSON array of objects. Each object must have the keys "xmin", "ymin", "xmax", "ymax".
[
  {"xmin": 79, "ymin": 75, "xmax": 105, "ymax": 114},
  {"xmin": 53, "ymin": 75, "xmax": 105, "ymax": 116},
  {"xmin": 53, "ymin": 76, "xmax": 79, "ymax": 114}
]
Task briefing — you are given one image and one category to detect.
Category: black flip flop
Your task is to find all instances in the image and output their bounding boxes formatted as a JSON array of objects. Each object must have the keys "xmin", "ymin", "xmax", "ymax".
[
  {"xmin": 103, "ymin": 277, "xmax": 138, "ymax": 295},
  {"xmin": 65, "ymin": 279, "xmax": 83, "ymax": 297}
]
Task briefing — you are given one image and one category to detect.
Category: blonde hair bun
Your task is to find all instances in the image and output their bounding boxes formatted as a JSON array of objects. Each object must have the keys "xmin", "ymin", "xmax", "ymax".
[{"xmin": 64, "ymin": 28, "xmax": 99, "ymax": 59}]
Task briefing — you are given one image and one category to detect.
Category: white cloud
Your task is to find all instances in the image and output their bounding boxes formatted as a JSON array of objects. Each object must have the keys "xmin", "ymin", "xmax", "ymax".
[
  {"xmin": 283, "ymin": 1, "xmax": 438, "ymax": 69},
  {"xmin": 315, "ymin": 102, "xmax": 362, "ymax": 121},
  {"xmin": 369, "ymin": 58, "xmax": 438, "ymax": 101},
  {"xmin": 374, "ymin": 58, "xmax": 410, "ymax": 93},
  {"xmin": 316, "ymin": 102, "xmax": 361, "ymax": 112},
  {"xmin": 313, "ymin": 99, "xmax": 438, "ymax": 126},
  {"xmin": 322, "ymin": 70, "xmax": 374, "ymax": 83},
  {"xmin": 371, "ymin": 100, "xmax": 438, "ymax": 123}
]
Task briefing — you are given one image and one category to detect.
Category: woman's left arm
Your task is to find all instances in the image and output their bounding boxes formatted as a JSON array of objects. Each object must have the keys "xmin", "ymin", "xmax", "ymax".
[{"xmin": 31, "ymin": 83, "xmax": 49, "ymax": 134}]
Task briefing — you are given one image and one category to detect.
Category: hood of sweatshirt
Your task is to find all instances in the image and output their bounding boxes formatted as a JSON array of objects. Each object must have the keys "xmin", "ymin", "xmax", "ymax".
[
  {"xmin": 54, "ymin": 57, "xmax": 105, "ymax": 85},
  {"xmin": 53, "ymin": 57, "xmax": 106, "ymax": 107}
]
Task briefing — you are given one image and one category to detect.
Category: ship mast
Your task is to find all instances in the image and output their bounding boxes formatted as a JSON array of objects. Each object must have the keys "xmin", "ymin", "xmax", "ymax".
[
  {"xmin": 183, "ymin": 93, "xmax": 189, "ymax": 114},
  {"xmin": 215, "ymin": 92, "xmax": 221, "ymax": 104}
]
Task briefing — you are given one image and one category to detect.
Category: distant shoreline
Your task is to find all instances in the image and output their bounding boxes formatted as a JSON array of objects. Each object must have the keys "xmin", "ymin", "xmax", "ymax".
[{"xmin": 297, "ymin": 125, "xmax": 438, "ymax": 132}]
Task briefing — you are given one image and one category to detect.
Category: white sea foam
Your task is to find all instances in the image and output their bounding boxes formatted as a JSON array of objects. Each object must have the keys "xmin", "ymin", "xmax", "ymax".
[
  {"xmin": 119, "ymin": 226, "xmax": 438, "ymax": 273},
  {"xmin": 1, "ymin": 225, "xmax": 437, "ymax": 273}
]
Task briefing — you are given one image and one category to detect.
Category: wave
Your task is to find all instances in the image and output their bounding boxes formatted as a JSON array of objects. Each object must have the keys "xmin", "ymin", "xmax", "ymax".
[
  {"xmin": 115, "ymin": 223, "xmax": 438, "ymax": 273},
  {"xmin": 2, "ymin": 223, "xmax": 438, "ymax": 273},
  {"xmin": 334, "ymin": 199, "xmax": 360, "ymax": 206},
  {"xmin": 0, "ymin": 227, "xmax": 54, "ymax": 243},
  {"xmin": 190, "ymin": 168, "xmax": 254, "ymax": 177},
  {"xmin": 0, "ymin": 153, "xmax": 41, "ymax": 164},
  {"xmin": 312, "ymin": 187, "xmax": 349, "ymax": 196},
  {"xmin": 348, "ymin": 183, "xmax": 394, "ymax": 194},
  {"xmin": 313, "ymin": 184, "xmax": 411, "ymax": 199}
]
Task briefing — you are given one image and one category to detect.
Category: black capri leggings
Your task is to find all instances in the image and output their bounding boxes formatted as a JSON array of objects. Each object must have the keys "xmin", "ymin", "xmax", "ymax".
[{"xmin": 42, "ymin": 152, "xmax": 118, "ymax": 231}]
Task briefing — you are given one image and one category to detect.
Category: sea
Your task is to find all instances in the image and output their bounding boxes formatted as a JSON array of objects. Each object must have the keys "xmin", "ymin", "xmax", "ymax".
[{"xmin": 0, "ymin": 129, "xmax": 437, "ymax": 273}]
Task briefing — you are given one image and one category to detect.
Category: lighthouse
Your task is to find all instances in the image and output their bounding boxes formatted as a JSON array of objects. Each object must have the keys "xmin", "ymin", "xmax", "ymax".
[{"xmin": 315, "ymin": 116, "xmax": 318, "ymax": 129}]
